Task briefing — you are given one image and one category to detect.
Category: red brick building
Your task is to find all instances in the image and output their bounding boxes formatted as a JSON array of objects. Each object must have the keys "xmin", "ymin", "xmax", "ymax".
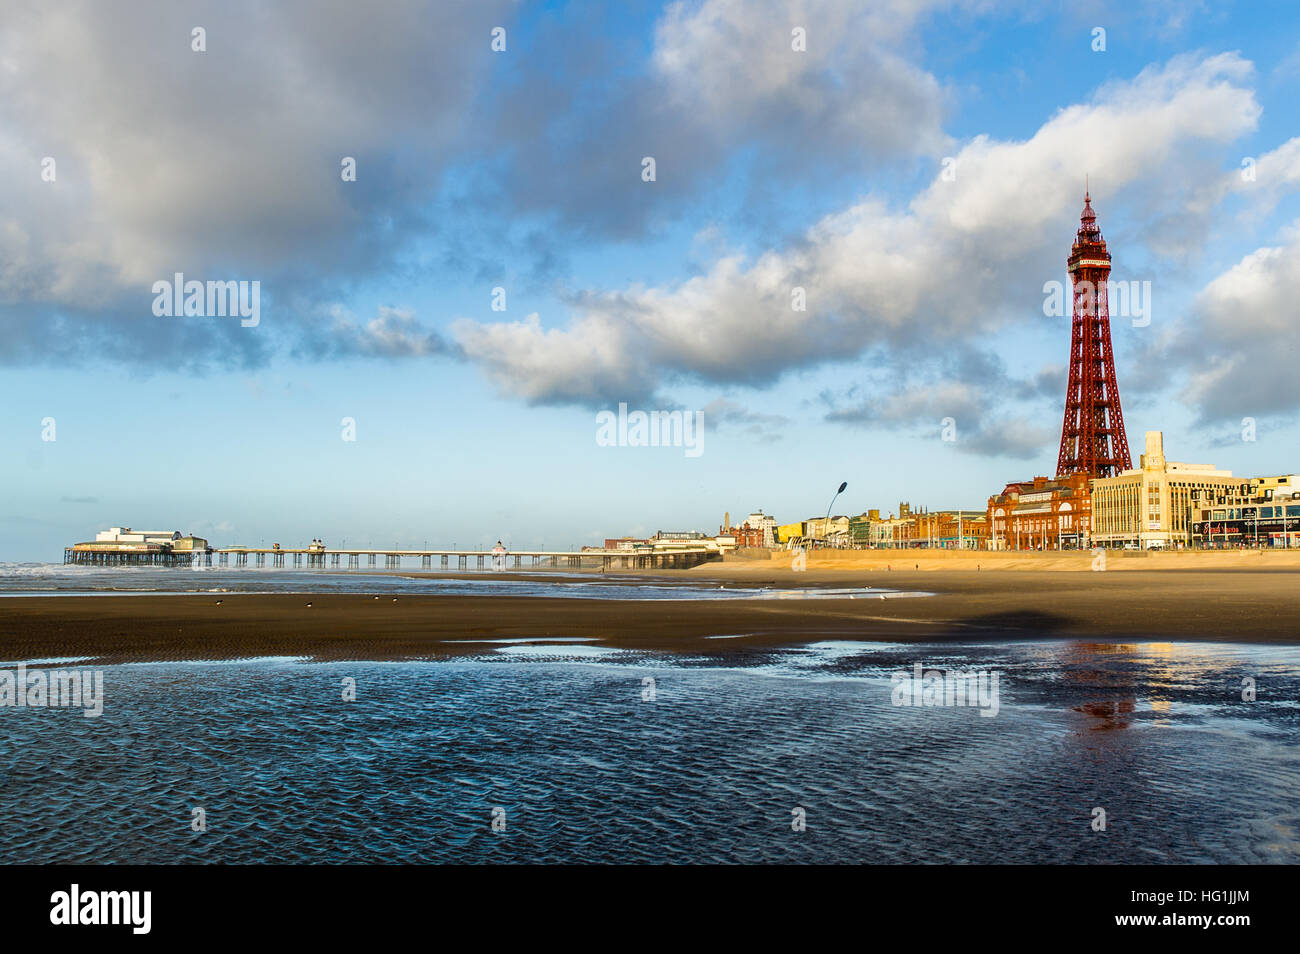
[
  {"xmin": 986, "ymin": 474, "xmax": 1091, "ymax": 550},
  {"xmin": 724, "ymin": 523, "xmax": 766, "ymax": 548}
]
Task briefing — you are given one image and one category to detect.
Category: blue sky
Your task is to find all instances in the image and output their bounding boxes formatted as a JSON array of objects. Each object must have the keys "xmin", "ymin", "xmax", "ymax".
[{"xmin": 3, "ymin": 0, "xmax": 1300, "ymax": 560}]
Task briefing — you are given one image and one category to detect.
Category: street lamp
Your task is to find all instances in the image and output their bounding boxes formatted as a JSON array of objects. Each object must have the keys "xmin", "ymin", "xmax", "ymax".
[{"xmin": 824, "ymin": 481, "xmax": 847, "ymax": 548}]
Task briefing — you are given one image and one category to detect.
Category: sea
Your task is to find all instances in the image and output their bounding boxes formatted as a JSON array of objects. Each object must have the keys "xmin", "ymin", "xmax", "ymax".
[{"xmin": 1, "ymin": 563, "xmax": 1296, "ymax": 864}]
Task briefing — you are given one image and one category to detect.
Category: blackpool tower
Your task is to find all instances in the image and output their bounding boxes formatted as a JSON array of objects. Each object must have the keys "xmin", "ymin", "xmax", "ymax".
[{"xmin": 1055, "ymin": 190, "xmax": 1131, "ymax": 479}]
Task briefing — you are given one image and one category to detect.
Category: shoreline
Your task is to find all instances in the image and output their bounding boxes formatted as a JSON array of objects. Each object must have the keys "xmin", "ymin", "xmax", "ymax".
[{"xmin": 3, "ymin": 560, "xmax": 1300, "ymax": 662}]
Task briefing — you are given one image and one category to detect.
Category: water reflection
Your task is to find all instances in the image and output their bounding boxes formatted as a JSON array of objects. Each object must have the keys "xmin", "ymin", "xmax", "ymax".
[{"xmin": 0, "ymin": 639, "xmax": 1295, "ymax": 864}]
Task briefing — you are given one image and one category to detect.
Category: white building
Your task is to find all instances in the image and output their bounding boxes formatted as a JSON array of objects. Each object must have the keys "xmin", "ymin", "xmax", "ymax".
[
  {"xmin": 95, "ymin": 527, "xmax": 182, "ymax": 545},
  {"xmin": 1090, "ymin": 432, "xmax": 1238, "ymax": 549},
  {"xmin": 744, "ymin": 511, "xmax": 778, "ymax": 548}
]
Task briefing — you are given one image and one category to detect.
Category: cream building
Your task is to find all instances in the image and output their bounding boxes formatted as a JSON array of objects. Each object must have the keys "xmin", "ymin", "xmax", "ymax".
[
  {"xmin": 95, "ymin": 527, "xmax": 182, "ymax": 545},
  {"xmin": 1090, "ymin": 432, "xmax": 1237, "ymax": 549},
  {"xmin": 743, "ymin": 511, "xmax": 778, "ymax": 547},
  {"xmin": 1189, "ymin": 474, "xmax": 1300, "ymax": 548}
]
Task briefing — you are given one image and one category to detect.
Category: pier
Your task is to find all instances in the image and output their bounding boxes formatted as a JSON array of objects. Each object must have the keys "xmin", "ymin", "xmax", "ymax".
[{"xmin": 65, "ymin": 545, "xmax": 718, "ymax": 571}]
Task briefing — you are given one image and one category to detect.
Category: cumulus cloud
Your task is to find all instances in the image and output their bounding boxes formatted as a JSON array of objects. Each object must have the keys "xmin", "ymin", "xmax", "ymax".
[
  {"xmin": 456, "ymin": 52, "xmax": 1262, "ymax": 409},
  {"xmin": 821, "ymin": 373, "xmax": 1058, "ymax": 459},
  {"xmin": 0, "ymin": 0, "xmax": 512, "ymax": 365},
  {"xmin": 0, "ymin": 0, "xmax": 974, "ymax": 369},
  {"xmin": 452, "ymin": 312, "xmax": 659, "ymax": 407},
  {"xmin": 652, "ymin": 0, "xmax": 954, "ymax": 158},
  {"xmin": 1177, "ymin": 222, "xmax": 1300, "ymax": 422},
  {"xmin": 486, "ymin": 0, "xmax": 967, "ymax": 240}
]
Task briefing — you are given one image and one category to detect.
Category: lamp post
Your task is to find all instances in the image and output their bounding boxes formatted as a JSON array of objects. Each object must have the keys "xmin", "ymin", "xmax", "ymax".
[{"xmin": 824, "ymin": 481, "xmax": 847, "ymax": 549}]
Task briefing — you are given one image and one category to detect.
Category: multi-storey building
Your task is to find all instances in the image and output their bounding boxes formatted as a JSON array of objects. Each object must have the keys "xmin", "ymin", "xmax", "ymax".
[
  {"xmin": 986, "ymin": 474, "xmax": 1092, "ymax": 550},
  {"xmin": 728, "ymin": 523, "xmax": 766, "ymax": 548},
  {"xmin": 1090, "ymin": 432, "xmax": 1237, "ymax": 549},
  {"xmin": 847, "ymin": 510, "xmax": 882, "ymax": 547},
  {"xmin": 741, "ymin": 511, "xmax": 778, "ymax": 547},
  {"xmin": 904, "ymin": 510, "xmax": 989, "ymax": 549},
  {"xmin": 1189, "ymin": 474, "xmax": 1300, "ymax": 548}
]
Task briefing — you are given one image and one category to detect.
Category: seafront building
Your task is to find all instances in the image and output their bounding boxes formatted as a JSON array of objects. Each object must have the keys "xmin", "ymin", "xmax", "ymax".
[
  {"xmin": 912, "ymin": 510, "xmax": 988, "ymax": 549},
  {"xmin": 802, "ymin": 515, "xmax": 850, "ymax": 544},
  {"xmin": 775, "ymin": 521, "xmax": 804, "ymax": 545},
  {"xmin": 739, "ymin": 511, "xmax": 778, "ymax": 547},
  {"xmin": 987, "ymin": 474, "xmax": 1091, "ymax": 551},
  {"xmin": 1090, "ymin": 432, "xmax": 1237, "ymax": 549},
  {"xmin": 1188, "ymin": 474, "xmax": 1300, "ymax": 548},
  {"xmin": 847, "ymin": 511, "xmax": 882, "ymax": 547},
  {"xmin": 725, "ymin": 522, "xmax": 766, "ymax": 548},
  {"xmin": 604, "ymin": 537, "xmax": 651, "ymax": 551},
  {"xmin": 66, "ymin": 527, "xmax": 210, "ymax": 565}
]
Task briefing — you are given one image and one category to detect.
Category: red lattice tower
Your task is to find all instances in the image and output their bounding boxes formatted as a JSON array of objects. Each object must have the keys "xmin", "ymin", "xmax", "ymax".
[{"xmin": 1056, "ymin": 190, "xmax": 1131, "ymax": 479}]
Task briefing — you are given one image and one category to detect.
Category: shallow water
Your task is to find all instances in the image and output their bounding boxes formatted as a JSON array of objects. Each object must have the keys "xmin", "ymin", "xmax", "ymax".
[
  {"xmin": 1, "ymin": 640, "xmax": 1295, "ymax": 863},
  {"xmin": 0, "ymin": 563, "xmax": 924, "ymax": 601}
]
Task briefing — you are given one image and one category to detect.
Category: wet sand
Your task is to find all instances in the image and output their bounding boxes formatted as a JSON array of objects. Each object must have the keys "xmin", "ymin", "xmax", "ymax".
[{"xmin": 2, "ymin": 559, "xmax": 1299, "ymax": 662}]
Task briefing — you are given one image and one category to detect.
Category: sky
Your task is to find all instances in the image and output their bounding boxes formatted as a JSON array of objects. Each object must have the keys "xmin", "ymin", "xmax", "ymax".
[{"xmin": 3, "ymin": 0, "xmax": 1300, "ymax": 560}]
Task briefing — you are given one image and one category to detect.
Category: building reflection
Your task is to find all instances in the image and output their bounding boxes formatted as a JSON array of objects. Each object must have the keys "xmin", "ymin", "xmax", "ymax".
[{"xmin": 1062, "ymin": 642, "xmax": 1149, "ymax": 730}]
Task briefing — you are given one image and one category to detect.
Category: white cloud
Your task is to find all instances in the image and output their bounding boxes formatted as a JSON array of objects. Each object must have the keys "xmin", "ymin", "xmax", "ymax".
[
  {"xmin": 1181, "ymin": 223, "xmax": 1300, "ymax": 420},
  {"xmin": 653, "ymin": 0, "xmax": 958, "ymax": 158},
  {"xmin": 456, "ymin": 52, "xmax": 1262, "ymax": 408},
  {"xmin": 0, "ymin": 0, "xmax": 513, "ymax": 312}
]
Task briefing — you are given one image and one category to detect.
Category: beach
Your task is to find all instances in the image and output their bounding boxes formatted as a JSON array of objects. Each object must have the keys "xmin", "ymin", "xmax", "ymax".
[{"xmin": 3, "ymin": 550, "xmax": 1299, "ymax": 662}]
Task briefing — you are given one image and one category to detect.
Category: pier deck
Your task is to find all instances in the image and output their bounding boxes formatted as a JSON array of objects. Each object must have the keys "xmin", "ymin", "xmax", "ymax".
[{"xmin": 65, "ymin": 546, "xmax": 719, "ymax": 571}]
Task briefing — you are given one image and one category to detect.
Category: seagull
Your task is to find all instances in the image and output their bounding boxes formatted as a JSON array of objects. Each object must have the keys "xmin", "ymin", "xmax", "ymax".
[
  {"xmin": 215, "ymin": 600, "xmax": 223, "ymax": 605},
  {"xmin": 392, "ymin": 597, "xmax": 398, "ymax": 602},
  {"xmin": 306, "ymin": 602, "xmax": 313, "ymax": 608}
]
